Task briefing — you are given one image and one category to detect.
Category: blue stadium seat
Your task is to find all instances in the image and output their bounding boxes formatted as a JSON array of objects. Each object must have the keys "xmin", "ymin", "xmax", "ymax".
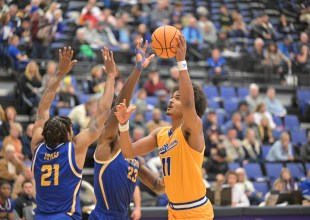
[
  {"xmin": 145, "ymin": 96, "xmax": 158, "ymax": 106},
  {"xmin": 237, "ymin": 87, "xmax": 249, "ymax": 99},
  {"xmin": 220, "ymin": 86, "xmax": 237, "ymax": 100},
  {"xmin": 203, "ymin": 85, "xmax": 219, "ymax": 100},
  {"xmin": 284, "ymin": 115, "xmax": 300, "ymax": 130},
  {"xmin": 306, "ymin": 163, "xmax": 310, "ymax": 172},
  {"xmin": 297, "ymin": 90, "xmax": 310, "ymax": 114},
  {"xmin": 145, "ymin": 111, "xmax": 153, "ymax": 122},
  {"xmin": 58, "ymin": 108, "xmax": 71, "ymax": 116},
  {"xmin": 265, "ymin": 163, "xmax": 284, "ymax": 182},
  {"xmin": 253, "ymin": 182, "xmax": 269, "ymax": 197},
  {"xmin": 272, "ymin": 130, "xmax": 283, "ymax": 140},
  {"xmin": 243, "ymin": 163, "xmax": 263, "ymax": 180},
  {"xmin": 79, "ymin": 94, "xmax": 92, "ymax": 104},
  {"xmin": 272, "ymin": 116, "xmax": 283, "ymax": 128},
  {"xmin": 217, "ymin": 112, "xmax": 226, "ymax": 127},
  {"xmin": 228, "ymin": 162, "xmax": 241, "ymax": 171},
  {"xmin": 223, "ymin": 100, "xmax": 239, "ymax": 117},
  {"xmin": 286, "ymin": 163, "xmax": 306, "ymax": 180},
  {"xmin": 208, "ymin": 100, "xmax": 220, "ymax": 110},
  {"xmin": 262, "ymin": 145, "xmax": 271, "ymax": 160},
  {"xmin": 291, "ymin": 129, "xmax": 308, "ymax": 145}
]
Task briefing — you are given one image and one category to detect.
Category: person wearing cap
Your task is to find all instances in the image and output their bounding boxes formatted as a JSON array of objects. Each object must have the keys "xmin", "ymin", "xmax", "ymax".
[{"xmin": 0, "ymin": 144, "xmax": 24, "ymax": 184}]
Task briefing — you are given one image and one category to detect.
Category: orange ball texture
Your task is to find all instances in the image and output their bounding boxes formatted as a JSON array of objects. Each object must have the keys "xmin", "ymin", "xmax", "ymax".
[{"xmin": 151, "ymin": 25, "xmax": 181, "ymax": 59}]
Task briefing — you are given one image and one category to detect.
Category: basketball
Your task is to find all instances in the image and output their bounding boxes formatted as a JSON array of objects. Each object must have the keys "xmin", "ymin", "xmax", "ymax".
[{"xmin": 151, "ymin": 25, "xmax": 181, "ymax": 59}]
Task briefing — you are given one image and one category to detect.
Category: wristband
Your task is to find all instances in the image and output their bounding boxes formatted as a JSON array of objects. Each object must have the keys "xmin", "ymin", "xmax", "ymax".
[
  {"xmin": 177, "ymin": 60, "xmax": 188, "ymax": 71},
  {"xmin": 135, "ymin": 48, "xmax": 147, "ymax": 70},
  {"xmin": 119, "ymin": 121, "xmax": 129, "ymax": 132}
]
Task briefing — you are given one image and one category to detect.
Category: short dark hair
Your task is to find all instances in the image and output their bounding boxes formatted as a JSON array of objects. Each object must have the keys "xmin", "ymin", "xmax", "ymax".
[
  {"xmin": 22, "ymin": 180, "xmax": 32, "ymax": 188},
  {"xmin": 0, "ymin": 180, "xmax": 10, "ymax": 188},
  {"xmin": 42, "ymin": 116, "xmax": 73, "ymax": 149},
  {"xmin": 171, "ymin": 83, "xmax": 207, "ymax": 118}
]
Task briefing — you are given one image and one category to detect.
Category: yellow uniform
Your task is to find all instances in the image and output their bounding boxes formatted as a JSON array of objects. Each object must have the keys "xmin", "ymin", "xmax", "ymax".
[{"xmin": 157, "ymin": 126, "xmax": 214, "ymax": 220}]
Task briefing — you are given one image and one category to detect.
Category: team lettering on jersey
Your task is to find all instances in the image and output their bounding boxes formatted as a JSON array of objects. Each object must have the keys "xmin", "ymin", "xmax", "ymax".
[
  {"xmin": 125, "ymin": 158, "xmax": 140, "ymax": 168},
  {"xmin": 159, "ymin": 140, "xmax": 178, "ymax": 155},
  {"xmin": 44, "ymin": 152, "xmax": 59, "ymax": 160}
]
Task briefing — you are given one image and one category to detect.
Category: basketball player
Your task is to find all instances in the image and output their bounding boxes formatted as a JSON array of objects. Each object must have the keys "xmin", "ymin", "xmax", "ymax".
[
  {"xmin": 31, "ymin": 47, "xmax": 116, "ymax": 220},
  {"xmin": 0, "ymin": 181, "xmax": 14, "ymax": 220},
  {"xmin": 89, "ymin": 39, "xmax": 165, "ymax": 220},
  {"xmin": 115, "ymin": 35, "xmax": 214, "ymax": 219}
]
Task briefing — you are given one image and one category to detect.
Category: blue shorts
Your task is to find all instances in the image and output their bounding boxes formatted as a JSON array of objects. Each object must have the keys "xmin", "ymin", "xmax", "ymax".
[
  {"xmin": 89, "ymin": 209, "xmax": 129, "ymax": 220},
  {"xmin": 34, "ymin": 213, "xmax": 75, "ymax": 220}
]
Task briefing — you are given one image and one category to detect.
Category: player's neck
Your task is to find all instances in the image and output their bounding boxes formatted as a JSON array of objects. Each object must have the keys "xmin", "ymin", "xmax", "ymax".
[{"xmin": 171, "ymin": 118, "xmax": 183, "ymax": 132}]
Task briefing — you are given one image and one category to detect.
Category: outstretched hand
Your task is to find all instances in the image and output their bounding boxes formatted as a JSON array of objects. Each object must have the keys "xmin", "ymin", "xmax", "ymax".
[
  {"xmin": 171, "ymin": 34, "xmax": 186, "ymax": 62},
  {"xmin": 135, "ymin": 38, "xmax": 155, "ymax": 69},
  {"xmin": 58, "ymin": 47, "xmax": 77, "ymax": 77},
  {"xmin": 101, "ymin": 47, "xmax": 116, "ymax": 77},
  {"xmin": 114, "ymin": 99, "xmax": 136, "ymax": 125}
]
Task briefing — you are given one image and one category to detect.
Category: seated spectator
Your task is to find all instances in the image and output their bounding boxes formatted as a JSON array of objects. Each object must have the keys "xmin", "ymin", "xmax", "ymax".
[
  {"xmin": 12, "ymin": 166, "xmax": 35, "ymax": 200},
  {"xmin": 41, "ymin": 61, "xmax": 57, "ymax": 92},
  {"xmin": 131, "ymin": 23, "xmax": 151, "ymax": 46},
  {"xmin": 215, "ymin": 30, "xmax": 232, "ymax": 51},
  {"xmin": 45, "ymin": 2, "xmax": 60, "ymax": 23},
  {"xmin": 2, "ymin": 122, "xmax": 23, "ymax": 159},
  {"xmin": 0, "ymin": 144, "xmax": 24, "ymax": 184},
  {"xmin": 69, "ymin": 95, "xmax": 98, "ymax": 133},
  {"xmin": 263, "ymin": 179, "xmax": 286, "ymax": 206},
  {"xmin": 79, "ymin": 0, "xmax": 100, "ymax": 26},
  {"xmin": 0, "ymin": 11, "xmax": 13, "ymax": 66},
  {"xmin": 21, "ymin": 123, "xmax": 33, "ymax": 160},
  {"xmin": 248, "ymin": 38, "xmax": 269, "ymax": 73},
  {"xmin": 223, "ymin": 112, "xmax": 246, "ymax": 140},
  {"xmin": 146, "ymin": 108, "xmax": 170, "ymax": 133},
  {"xmin": 112, "ymin": 13, "xmax": 131, "ymax": 52},
  {"xmin": 165, "ymin": 66, "xmax": 179, "ymax": 92},
  {"xmin": 135, "ymin": 89, "xmax": 148, "ymax": 115},
  {"xmin": 51, "ymin": 9, "xmax": 64, "ymax": 39},
  {"xmin": 300, "ymin": 131, "xmax": 310, "ymax": 162},
  {"xmin": 254, "ymin": 103, "xmax": 276, "ymax": 130},
  {"xmin": 229, "ymin": 14, "xmax": 247, "ymax": 38},
  {"xmin": 14, "ymin": 180, "xmax": 35, "ymax": 220},
  {"xmin": 278, "ymin": 14, "xmax": 295, "ymax": 35},
  {"xmin": 204, "ymin": 148, "xmax": 229, "ymax": 181},
  {"xmin": 143, "ymin": 69, "xmax": 167, "ymax": 96},
  {"xmin": 197, "ymin": 6, "xmax": 217, "ymax": 46},
  {"xmin": 278, "ymin": 35, "xmax": 297, "ymax": 62},
  {"xmin": 98, "ymin": 8, "xmax": 117, "ymax": 27},
  {"xmin": 265, "ymin": 42, "xmax": 291, "ymax": 82},
  {"xmin": 242, "ymin": 129, "xmax": 262, "ymax": 162},
  {"xmin": 237, "ymin": 101, "xmax": 250, "ymax": 120},
  {"xmin": 244, "ymin": 112, "xmax": 261, "ymax": 141},
  {"xmin": 245, "ymin": 83, "xmax": 263, "ymax": 112},
  {"xmin": 7, "ymin": 34, "xmax": 29, "ymax": 70},
  {"xmin": 0, "ymin": 0, "xmax": 9, "ymax": 18},
  {"xmin": 236, "ymin": 168, "xmax": 263, "ymax": 205},
  {"xmin": 72, "ymin": 28, "xmax": 96, "ymax": 61},
  {"xmin": 88, "ymin": 65, "xmax": 105, "ymax": 94},
  {"xmin": 155, "ymin": 90, "xmax": 168, "ymax": 113},
  {"xmin": 280, "ymin": 168, "xmax": 298, "ymax": 190},
  {"xmin": 264, "ymin": 87, "xmax": 287, "ymax": 117},
  {"xmin": 258, "ymin": 116, "xmax": 275, "ymax": 145},
  {"xmin": 266, "ymin": 132, "xmax": 294, "ymax": 162},
  {"xmin": 299, "ymin": 170, "xmax": 310, "ymax": 204},
  {"xmin": 250, "ymin": 14, "xmax": 276, "ymax": 41},
  {"xmin": 183, "ymin": 15, "xmax": 203, "ymax": 49},
  {"xmin": 222, "ymin": 128, "xmax": 244, "ymax": 163},
  {"xmin": 295, "ymin": 32, "xmax": 310, "ymax": 74},
  {"xmin": 14, "ymin": 17, "xmax": 31, "ymax": 50},
  {"xmin": 226, "ymin": 171, "xmax": 250, "ymax": 207},
  {"xmin": 207, "ymin": 49, "xmax": 228, "ymax": 85},
  {"xmin": 219, "ymin": 5, "xmax": 233, "ymax": 31},
  {"xmin": 0, "ymin": 181, "xmax": 15, "ymax": 219},
  {"xmin": 96, "ymin": 21, "xmax": 119, "ymax": 48},
  {"xmin": 129, "ymin": 112, "xmax": 147, "ymax": 136},
  {"xmin": 150, "ymin": 0, "xmax": 172, "ymax": 31},
  {"xmin": 19, "ymin": 61, "xmax": 42, "ymax": 106},
  {"xmin": 0, "ymin": 106, "xmax": 17, "ymax": 138}
]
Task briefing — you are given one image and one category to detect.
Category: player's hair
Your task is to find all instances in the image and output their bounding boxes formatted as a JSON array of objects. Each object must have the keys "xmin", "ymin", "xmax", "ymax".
[
  {"xmin": 42, "ymin": 116, "xmax": 73, "ymax": 149},
  {"xmin": 171, "ymin": 83, "xmax": 207, "ymax": 118},
  {"xmin": 22, "ymin": 180, "xmax": 33, "ymax": 188}
]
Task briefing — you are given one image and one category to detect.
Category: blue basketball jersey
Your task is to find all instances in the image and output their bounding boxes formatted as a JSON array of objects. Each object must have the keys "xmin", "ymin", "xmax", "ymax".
[
  {"xmin": 92, "ymin": 150, "xmax": 140, "ymax": 218},
  {"xmin": 32, "ymin": 142, "xmax": 82, "ymax": 220},
  {"xmin": 0, "ymin": 198, "xmax": 14, "ymax": 220}
]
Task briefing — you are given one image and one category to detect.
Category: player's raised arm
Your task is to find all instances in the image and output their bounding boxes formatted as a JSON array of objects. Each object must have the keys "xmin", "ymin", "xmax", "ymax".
[
  {"xmin": 114, "ymin": 99, "xmax": 159, "ymax": 158},
  {"xmin": 31, "ymin": 47, "xmax": 77, "ymax": 153},
  {"xmin": 74, "ymin": 48, "xmax": 115, "ymax": 168},
  {"xmin": 98, "ymin": 38, "xmax": 155, "ymax": 142},
  {"xmin": 172, "ymin": 35, "xmax": 205, "ymax": 153}
]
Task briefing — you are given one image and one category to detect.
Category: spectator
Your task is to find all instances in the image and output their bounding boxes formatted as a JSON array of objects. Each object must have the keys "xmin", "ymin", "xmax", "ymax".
[
  {"xmin": 204, "ymin": 148, "xmax": 229, "ymax": 181},
  {"xmin": 229, "ymin": 14, "xmax": 247, "ymax": 38},
  {"xmin": 19, "ymin": 61, "xmax": 42, "ymax": 106},
  {"xmin": 278, "ymin": 35, "xmax": 297, "ymax": 62},
  {"xmin": 155, "ymin": 90, "xmax": 168, "ymax": 113},
  {"xmin": 21, "ymin": 123, "xmax": 34, "ymax": 160},
  {"xmin": 280, "ymin": 168, "xmax": 298, "ymax": 190},
  {"xmin": 51, "ymin": 9, "xmax": 64, "ymax": 39},
  {"xmin": 226, "ymin": 171, "xmax": 250, "ymax": 207},
  {"xmin": 0, "ymin": 106, "xmax": 17, "ymax": 138},
  {"xmin": 182, "ymin": 15, "xmax": 203, "ymax": 51},
  {"xmin": 278, "ymin": 14, "xmax": 295, "ymax": 35},
  {"xmin": 0, "ymin": 181, "xmax": 15, "ymax": 220},
  {"xmin": 72, "ymin": 28, "xmax": 96, "ymax": 61},
  {"xmin": 265, "ymin": 42, "xmax": 291, "ymax": 82},
  {"xmin": 113, "ymin": 13, "xmax": 131, "ymax": 51},
  {"xmin": 14, "ymin": 180, "xmax": 35, "ymax": 220},
  {"xmin": 80, "ymin": 0, "xmax": 101, "ymax": 26},
  {"xmin": 150, "ymin": 0, "xmax": 172, "ymax": 31},
  {"xmin": 258, "ymin": 116, "xmax": 275, "ymax": 145},
  {"xmin": 237, "ymin": 101, "xmax": 250, "ymax": 120},
  {"xmin": 55, "ymin": 82, "xmax": 80, "ymax": 111},
  {"xmin": 236, "ymin": 168, "xmax": 263, "ymax": 205},
  {"xmin": 8, "ymin": 4, "xmax": 20, "ymax": 30},
  {"xmin": 14, "ymin": 18, "xmax": 31, "ymax": 49},
  {"xmin": 0, "ymin": 0, "xmax": 9, "ymax": 18},
  {"xmin": 219, "ymin": 5, "xmax": 233, "ymax": 31},
  {"xmin": 224, "ymin": 112, "xmax": 246, "ymax": 140},
  {"xmin": 263, "ymin": 179, "xmax": 286, "ymax": 206},
  {"xmin": 266, "ymin": 132, "xmax": 294, "ymax": 162},
  {"xmin": 98, "ymin": 8, "xmax": 117, "ymax": 27},
  {"xmin": 143, "ymin": 69, "xmax": 167, "ymax": 96},
  {"xmin": 131, "ymin": 23, "xmax": 151, "ymax": 47},
  {"xmin": 87, "ymin": 65, "xmax": 105, "ymax": 94},
  {"xmin": 41, "ymin": 61, "xmax": 57, "ymax": 92},
  {"xmin": 215, "ymin": 30, "xmax": 232, "ymax": 51},
  {"xmin": 264, "ymin": 87, "xmax": 287, "ymax": 117},
  {"xmin": 296, "ymin": 32, "xmax": 310, "ymax": 74},
  {"xmin": 300, "ymin": 131, "xmax": 310, "ymax": 162},
  {"xmin": 222, "ymin": 128, "xmax": 244, "ymax": 163},
  {"xmin": 245, "ymin": 83, "xmax": 263, "ymax": 112},
  {"xmin": 197, "ymin": 6, "xmax": 217, "ymax": 46},
  {"xmin": 129, "ymin": 112, "xmax": 147, "ymax": 136},
  {"xmin": 134, "ymin": 88, "xmax": 148, "ymax": 115},
  {"xmin": 165, "ymin": 66, "xmax": 179, "ymax": 92},
  {"xmin": 242, "ymin": 129, "xmax": 262, "ymax": 162},
  {"xmin": 146, "ymin": 108, "xmax": 170, "ymax": 133},
  {"xmin": 45, "ymin": 2, "xmax": 60, "ymax": 23},
  {"xmin": 12, "ymin": 165, "xmax": 36, "ymax": 199},
  {"xmin": 248, "ymin": 38, "xmax": 268, "ymax": 73},
  {"xmin": 2, "ymin": 122, "xmax": 23, "ymax": 159},
  {"xmin": 250, "ymin": 14, "xmax": 276, "ymax": 41},
  {"xmin": 207, "ymin": 48, "xmax": 228, "ymax": 85},
  {"xmin": 254, "ymin": 103, "xmax": 276, "ymax": 130},
  {"xmin": 7, "ymin": 34, "xmax": 29, "ymax": 70},
  {"xmin": 0, "ymin": 12, "xmax": 13, "ymax": 67},
  {"xmin": 68, "ymin": 95, "xmax": 98, "ymax": 133},
  {"xmin": 244, "ymin": 112, "xmax": 261, "ymax": 141},
  {"xmin": 0, "ymin": 144, "xmax": 24, "ymax": 184}
]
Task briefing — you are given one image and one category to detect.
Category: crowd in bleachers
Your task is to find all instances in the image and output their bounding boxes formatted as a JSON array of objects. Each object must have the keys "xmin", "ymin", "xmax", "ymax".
[{"xmin": 0, "ymin": 0, "xmax": 310, "ymax": 218}]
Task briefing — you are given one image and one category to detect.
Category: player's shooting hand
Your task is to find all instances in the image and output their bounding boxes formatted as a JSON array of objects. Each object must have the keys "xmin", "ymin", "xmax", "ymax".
[
  {"xmin": 114, "ymin": 99, "xmax": 136, "ymax": 125},
  {"xmin": 101, "ymin": 47, "xmax": 116, "ymax": 77},
  {"xmin": 171, "ymin": 34, "xmax": 186, "ymax": 62},
  {"xmin": 57, "ymin": 47, "xmax": 77, "ymax": 77},
  {"xmin": 135, "ymin": 38, "xmax": 155, "ymax": 69}
]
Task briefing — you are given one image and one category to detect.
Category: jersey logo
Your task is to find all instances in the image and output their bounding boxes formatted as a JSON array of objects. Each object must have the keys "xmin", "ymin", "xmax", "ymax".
[{"xmin": 159, "ymin": 140, "xmax": 178, "ymax": 155}]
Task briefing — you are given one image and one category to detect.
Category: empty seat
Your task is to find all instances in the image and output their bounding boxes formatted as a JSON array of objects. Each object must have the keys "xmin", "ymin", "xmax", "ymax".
[
  {"xmin": 253, "ymin": 182, "xmax": 269, "ymax": 197},
  {"xmin": 286, "ymin": 163, "xmax": 306, "ymax": 180},
  {"xmin": 208, "ymin": 100, "xmax": 220, "ymax": 110},
  {"xmin": 145, "ymin": 96, "xmax": 158, "ymax": 106},
  {"xmin": 58, "ymin": 108, "xmax": 71, "ymax": 116},
  {"xmin": 265, "ymin": 163, "xmax": 284, "ymax": 182},
  {"xmin": 217, "ymin": 112, "xmax": 226, "ymax": 127},
  {"xmin": 262, "ymin": 145, "xmax": 271, "ymax": 160},
  {"xmin": 284, "ymin": 115, "xmax": 300, "ymax": 130},
  {"xmin": 237, "ymin": 87, "xmax": 249, "ymax": 99},
  {"xmin": 243, "ymin": 163, "xmax": 263, "ymax": 180},
  {"xmin": 272, "ymin": 116, "xmax": 283, "ymax": 128},
  {"xmin": 228, "ymin": 162, "xmax": 241, "ymax": 171},
  {"xmin": 223, "ymin": 100, "xmax": 239, "ymax": 117},
  {"xmin": 203, "ymin": 85, "xmax": 219, "ymax": 100},
  {"xmin": 291, "ymin": 130, "xmax": 308, "ymax": 145},
  {"xmin": 220, "ymin": 86, "xmax": 237, "ymax": 100}
]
